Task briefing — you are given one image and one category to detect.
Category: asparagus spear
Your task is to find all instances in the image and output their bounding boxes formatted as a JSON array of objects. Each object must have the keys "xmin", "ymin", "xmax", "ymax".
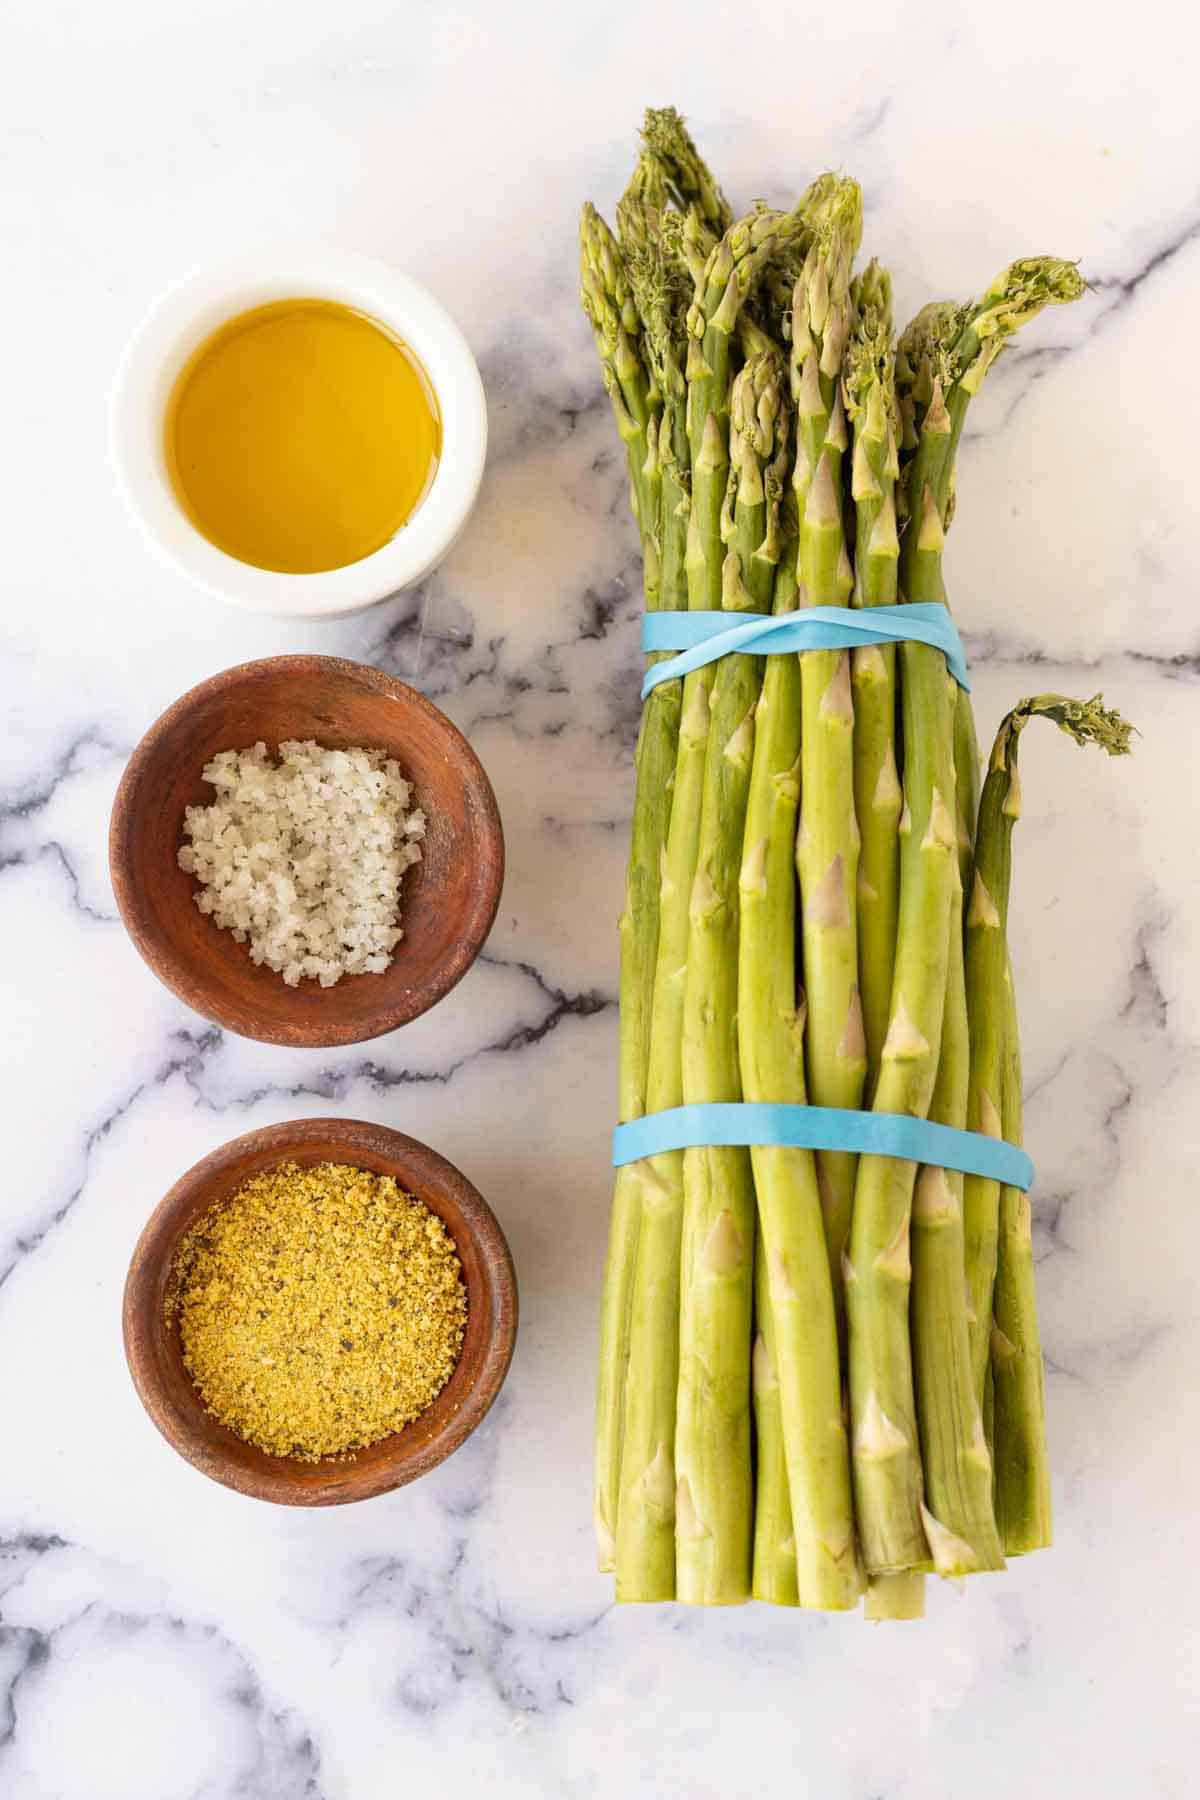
[
  {"xmin": 911, "ymin": 875, "xmax": 1005, "ymax": 1577},
  {"xmin": 847, "ymin": 340, "xmax": 959, "ymax": 1579},
  {"xmin": 894, "ymin": 298, "xmax": 1001, "ymax": 1577},
  {"xmin": 580, "ymin": 205, "xmax": 662, "ymax": 601},
  {"xmin": 675, "ymin": 351, "xmax": 787, "ymax": 1604},
  {"xmin": 729, "ymin": 185, "xmax": 861, "ymax": 1605},
  {"xmin": 738, "ymin": 499, "xmax": 860, "ymax": 1607},
  {"xmin": 607, "ymin": 201, "xmax": 696, "ymax": 1601},
  {"xmin": 901, "ymin": 261, "xmax": 1088, "ymax": 887},
  {"xmin": 845, "ymin": 261, "xmax": 901, "ymax": 1094},
  {"xmin": 791, "ymin": 180, "xmax": 866, "ymax": 1303},
  {"xmin": 964, "ymin": 695, "xmax": 1133, "ymax": 1420},
  {"xmin": 742, "ymin": 501, "xmax": 804, "ymax": 1611},
  {"xmin": 849, "ymin": 301, "xmax": 932, "ymax": 1605},
  {"xmin": 581, "ymin": 204, "xmax": 682, "ymax": 1572},
  {"xmin": 992, "ymin": 968, "xmax": 1054, "ymax": 1553}
]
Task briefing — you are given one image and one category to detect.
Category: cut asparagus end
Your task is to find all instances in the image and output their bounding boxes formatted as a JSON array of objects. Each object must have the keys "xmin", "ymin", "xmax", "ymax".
[{"xmin": 865, "ymin": 1572, "xmax": 926, "ymax": 1621}]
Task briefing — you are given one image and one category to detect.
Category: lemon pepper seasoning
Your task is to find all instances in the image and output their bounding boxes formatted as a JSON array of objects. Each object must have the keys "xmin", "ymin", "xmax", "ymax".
[{"xmin": 167, "ymin": 1162, "xmax": 467, "ymax": 1460}]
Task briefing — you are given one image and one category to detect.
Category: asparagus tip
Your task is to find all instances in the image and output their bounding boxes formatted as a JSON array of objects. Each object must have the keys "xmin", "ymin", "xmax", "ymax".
[
  {"xmin": 639, "ymin": 104, "xmax": 733, "ymax": 235},
  {"xmin": 1011, "ymin": 692, "xmax": 1136, "ymax": 759}
]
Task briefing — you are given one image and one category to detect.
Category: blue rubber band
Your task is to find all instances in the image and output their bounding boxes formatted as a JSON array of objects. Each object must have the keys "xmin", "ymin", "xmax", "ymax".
[
  {"xmin": 640, "ymin": 602, "xmax": 970, "ymax": 698},
  {"xmin": 620, "ymin": 602, "xmax": 1032, "ymax": 1188},
  {"xmin": 612, "ymin": 1103, "xmax": 1034, "ymax": 1191}
]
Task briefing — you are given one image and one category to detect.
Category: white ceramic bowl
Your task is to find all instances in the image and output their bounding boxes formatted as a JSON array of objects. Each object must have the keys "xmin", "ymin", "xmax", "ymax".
[{"xmin": 112, "ymin": 247, "xmax": 487, "ymax": 619}]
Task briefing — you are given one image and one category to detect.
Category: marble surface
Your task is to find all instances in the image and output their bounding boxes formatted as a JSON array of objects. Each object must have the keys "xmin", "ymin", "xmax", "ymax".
[{"xmin": 2, "ymin": 2, "xmax": 1198, "ymax": 1794}]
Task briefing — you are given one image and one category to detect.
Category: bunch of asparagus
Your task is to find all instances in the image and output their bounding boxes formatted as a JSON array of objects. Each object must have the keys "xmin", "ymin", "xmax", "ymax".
[{"xmin": 583, "ymin": 109, "xmax": 1132, "ymax": 1616}]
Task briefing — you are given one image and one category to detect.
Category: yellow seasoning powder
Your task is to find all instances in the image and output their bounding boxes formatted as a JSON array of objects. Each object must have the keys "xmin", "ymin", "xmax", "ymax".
[{"xmin": 167, "ymin": 1162, "xmax": 467, "ymax": 1461}]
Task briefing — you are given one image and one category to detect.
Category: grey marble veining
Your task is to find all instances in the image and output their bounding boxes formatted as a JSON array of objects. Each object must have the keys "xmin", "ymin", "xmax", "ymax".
[{"xmin": 2, "ymin": 2, "xmax": 1198, "ymax": 1795}]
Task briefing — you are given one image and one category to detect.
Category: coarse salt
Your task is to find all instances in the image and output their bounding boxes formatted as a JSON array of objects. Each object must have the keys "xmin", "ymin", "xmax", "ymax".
[{"xmin": 177, "ymin": 739, "xmax": 426, "ymax": 986}]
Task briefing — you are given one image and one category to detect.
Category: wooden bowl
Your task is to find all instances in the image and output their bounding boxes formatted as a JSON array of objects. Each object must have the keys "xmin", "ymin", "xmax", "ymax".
[
  {"xmin": 123, "ymin": 1118, "xmax": 518, "ymax": 1505},
  {"xmin": 109, "ymin": 655, "xmax": 504, "ymax": 1047}
]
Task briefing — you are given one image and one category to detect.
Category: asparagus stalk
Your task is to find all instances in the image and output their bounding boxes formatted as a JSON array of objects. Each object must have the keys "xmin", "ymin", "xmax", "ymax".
[
  {"xmin": 613, "ymin": 665, "xmax": 707, "ymax": 1599},
  {"xmin": 992, "ymin": 967, "xmax": 1054, "ymax": 1553},
  {"xmin": 953, "ymin": 710, "xmax": 982, "ymax": 897},
  {"xmin": 910, "ymin": 875, "xmax": 1005, "ymax": 1577},
  {"xmin": 675, "ymin": 353, "xmax": 786, "ymax": 1604},
  {"xmin": 964, "ymin": 695, "xmax": 1133, "ymax": 1417},
  {"xmin": 845, "ymin": 261, "xmax": 901, "ymax": 1094},
  {"xmin": 893, "ymin": 293, "xmax": 1002, "ymax": 1576},
  {"xmin": 738, "ymin": 499, "xmax": 860, "ymax": 1607},
  {"xmin": 595, "ymin": 642, "xmax": 677, "ymax": 1573},
  {"xmin": 850, "ymin": 303, "xmax": 943, "ymax": 1602},
  {"xmin": 743, "ymin": 503, "xmax": 805, "ymax": 1612},
  {"xmin": 847, "ymin": 331, "xmax": 960, "ymax": 1578},
  {"xmin": 846, "ymin": 657, "xmax": 956, "ymax": 1573},
  {"xmin": 734, "ymin": 181, "xmax": 860, "ymax": 1610},
  {"xmin": 752, "ymin": 1232, "xmax": 799, "ymax": 1606},
  {"xmin": 791, "ymin": 180, "xmax": 866, "ymax": 1301},
  {"xmin": 612, "ymin": 214, "xmax": 788, "ymax": 1600},
  {"xmin": 581, "ymin": 204, "xmax": 682, "ymax": 1572}
]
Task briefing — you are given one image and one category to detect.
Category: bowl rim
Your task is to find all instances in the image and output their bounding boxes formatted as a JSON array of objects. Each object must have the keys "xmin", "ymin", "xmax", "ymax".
[
  {"xmin": 108, "ymin": 654, "xmax": 505, "ymax": 1048},
  {"xmin": 111, "ymin": 245, "xmax": 488, "ymax": 620},
  {"xmin": 122, "ymin": 1118, "xmax": 518, "ymax": 1505}
]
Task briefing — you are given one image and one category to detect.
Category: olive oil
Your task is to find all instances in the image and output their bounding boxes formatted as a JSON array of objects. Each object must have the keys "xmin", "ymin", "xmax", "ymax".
[{"xmin": 165, "ymin": 298, "xmax": 441, "ymax": 574}]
